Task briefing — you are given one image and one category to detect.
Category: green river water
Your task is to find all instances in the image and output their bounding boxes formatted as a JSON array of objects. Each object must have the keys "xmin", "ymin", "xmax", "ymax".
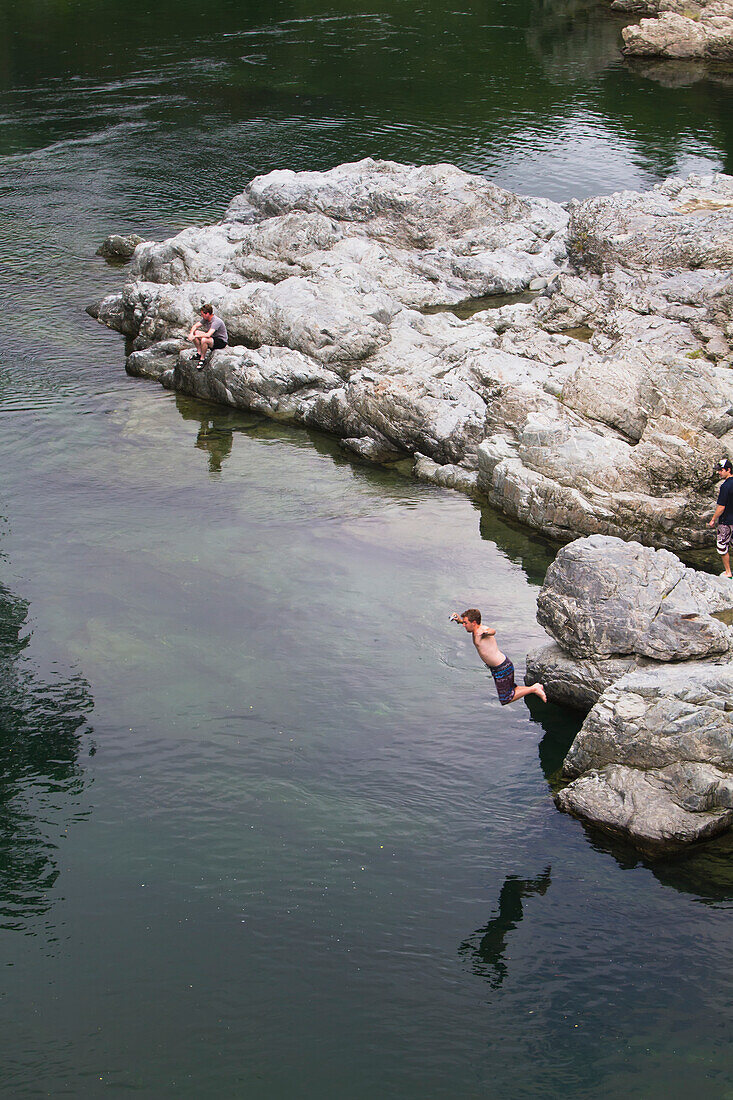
[{"xmin": 1, "ymin": 1, "xmax": 733, "ymax": 1096}]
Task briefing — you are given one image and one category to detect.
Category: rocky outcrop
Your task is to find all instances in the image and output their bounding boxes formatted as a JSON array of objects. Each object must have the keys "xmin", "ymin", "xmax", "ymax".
[
  {"xmin": 89, "ymin": 160, "xmax": 733, "ymax": 550},
  {"xmin": 526, "ymin": 535, "xmax": 733, "ymax": 854},
  {"xmin": 97, "ymin": 233, "xmax": 145, "ymax": 262},
  {"xmin": 612, "ymin": 0, "xmax": 733, "ymax": 61},
  {"xmin": 537, "ymin": 535, "xmax": 733, "ymax": 661},
  {"xmin": 557, "ymin": 664, "xmax": 733, "ymax": 853}
]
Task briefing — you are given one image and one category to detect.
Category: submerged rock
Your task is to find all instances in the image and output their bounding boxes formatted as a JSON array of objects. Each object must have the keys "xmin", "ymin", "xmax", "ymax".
[
  {"xmin": 96, "ymin": 233, "xmax": 145, "ymax": 262},
  {"xmin": 89, "ymin": 159, "xmax": 733, "ymax": 549},
  {"xmin": 526, "ymin": 535, "xmax": 733, "ymax": 854}
]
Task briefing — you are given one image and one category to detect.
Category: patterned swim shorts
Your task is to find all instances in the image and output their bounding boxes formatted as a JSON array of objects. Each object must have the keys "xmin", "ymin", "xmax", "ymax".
[
  {"xmin": 490, "ymin": 657, "xmax": 516, "ymax": 706},
  {"xmin": 717, "ymin": 524, "xmax": 732, "ymax": 555}
]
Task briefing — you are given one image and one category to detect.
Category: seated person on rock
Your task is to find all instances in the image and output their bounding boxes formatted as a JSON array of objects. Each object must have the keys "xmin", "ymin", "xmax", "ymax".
[
  {"xmin": 188, "ymin": 304, "xmax": 228, "ymax": 367},
  {"xmin": 451, "ymin": 608, "xmax": 547, "ymax": 705}
]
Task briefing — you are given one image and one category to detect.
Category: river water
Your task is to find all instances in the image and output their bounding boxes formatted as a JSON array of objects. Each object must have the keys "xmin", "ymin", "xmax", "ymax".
[{"xmin": 1, "ymin": 1, "xmax": 732, "ymax": 1096}]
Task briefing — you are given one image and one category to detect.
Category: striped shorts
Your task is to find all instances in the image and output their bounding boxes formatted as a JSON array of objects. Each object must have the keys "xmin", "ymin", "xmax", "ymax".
[{"xmin": 490, "ymin": 657, "xmax": 516, "ymax": 706}]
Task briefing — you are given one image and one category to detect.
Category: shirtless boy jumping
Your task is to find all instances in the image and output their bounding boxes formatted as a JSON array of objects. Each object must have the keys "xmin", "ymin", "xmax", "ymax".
[{"xmin": 450, "ymin": 609, "xmax": 547, "ymax": 706}]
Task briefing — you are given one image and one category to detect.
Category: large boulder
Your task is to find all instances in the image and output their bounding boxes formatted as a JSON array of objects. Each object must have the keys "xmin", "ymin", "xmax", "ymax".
[
  {"xmin": 536, "ymin": 535, "xmax": 733, "ymax": 661},
  {"xmin": 620, "ymin": 3, "xmax": 733, "ymax": 60},
  {"xmin": 556, "ymin": 664, "xmax": 733, "ymax": 855},
  {"xmin": 526, "ymin": 641, "xmax": 649, "ymax": 711},
  {"xmin": 89, "ymin": 160, "xmax": 733, "ymax": 550},
  {"xmin": 525, "ymin": 533, "xmax": 733, "ymax": 854},
  {"xmin": 567, "ymin": 174, "xmax": 733, "ymax": 273}
]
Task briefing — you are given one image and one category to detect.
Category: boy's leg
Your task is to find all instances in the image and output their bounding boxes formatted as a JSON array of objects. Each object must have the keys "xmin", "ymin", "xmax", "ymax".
[
  {"xmin": 510, "ymin": 683, "xmax": 547, "ymax": 704},
  {"xmin": 193, "ymin": 335, "xmax": 214, "ymax": 362}
]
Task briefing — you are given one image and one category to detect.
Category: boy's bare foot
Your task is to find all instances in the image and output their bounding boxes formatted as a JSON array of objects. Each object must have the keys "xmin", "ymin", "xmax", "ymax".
[{"xmin": 534, "ymin": 683, "xmax": 547, "ymax": 703}]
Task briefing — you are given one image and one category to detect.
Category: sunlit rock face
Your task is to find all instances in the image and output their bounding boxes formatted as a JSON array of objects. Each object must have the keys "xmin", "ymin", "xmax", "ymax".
[
  {"xmin": 611, "ymin": 0, "xmax": 733, "ymax": 61},
  {"xmin": 526, "ymin": 535, "xmax": 733, "ymax": 855},
  {"xmin": 90, "ymin": 159, "xmax": 733, "ymax": 551},
  {"xmin": 557, "ymin": 664, "xmax": 733, "ymax": 855}
]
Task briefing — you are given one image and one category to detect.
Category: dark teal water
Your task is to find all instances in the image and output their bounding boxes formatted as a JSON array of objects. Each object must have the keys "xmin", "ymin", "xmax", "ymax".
[{"xmin": 1, "ymin": 2, "xmax": 733, "ymax": 1096}]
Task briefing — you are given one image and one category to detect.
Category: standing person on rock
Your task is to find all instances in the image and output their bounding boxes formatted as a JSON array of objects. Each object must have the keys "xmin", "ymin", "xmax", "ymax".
[
  {"xmin": 451, "ymin": 609, "xmax": 547, "ymax": 705},
  {"xmin": 709, "ymin": 458, "xmax": 733, "ymax": 579},
  {"xmin": 187, "ymin": 303, "xmax": 228, "ymax": 368}
]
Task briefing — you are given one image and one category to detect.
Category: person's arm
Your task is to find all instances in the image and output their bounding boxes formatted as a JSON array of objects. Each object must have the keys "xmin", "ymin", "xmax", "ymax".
[
  {"xmin": 201, "ymin": 325, "xmax": 215, "ymax": 338},
  {"xmin": 709, "ymin": 503, "xmax": 725, "ymax": 527},
  {"xmin": 188, "ymin": 321, "xmax": 202, "ymax": 339},
  {"xmin": 480, "ymin": 626, "xmax": 496, "ymax": 638}
]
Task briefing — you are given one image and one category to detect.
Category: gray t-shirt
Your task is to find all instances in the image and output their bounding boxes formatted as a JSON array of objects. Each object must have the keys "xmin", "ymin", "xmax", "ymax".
[{"xmin": 204, "ymin": 314, "xmax": 228, "ymax": 342}]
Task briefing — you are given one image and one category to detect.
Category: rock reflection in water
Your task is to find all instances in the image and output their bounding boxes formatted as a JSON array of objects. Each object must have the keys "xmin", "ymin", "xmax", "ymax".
[
  {"xmin": 574, "ymin": 824, "xmax": 733, "ymax": 904},
  {"xmin": 0, "ymin": 581, "xmax": 93, "ymax": 932},
  {"xmin": 460, "ymin": 867, "xmax": 553, "ymax": 988},
  {"xmin": 627, "ymin": 56, "xmax": 733, "ymax": 89},
  {"xmin": 530, "ymin": 700, "xmax": 733, "ymax": 902},
  {"xmin": 174, "ymin": 394, "xmax": 261, "ymax": 477},
  {"xmin": 195, "ymin": 419, "xmax": 234, "ymax": 475},
  {"xmin": 527, "ymin": 0, "xmax": 629, "ymax": 79}
]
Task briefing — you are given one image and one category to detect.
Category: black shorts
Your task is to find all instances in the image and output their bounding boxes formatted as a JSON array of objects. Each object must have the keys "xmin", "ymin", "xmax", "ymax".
[{"xmin": 212, "ymin": 336, "xmax": 227, "ymax": 350}]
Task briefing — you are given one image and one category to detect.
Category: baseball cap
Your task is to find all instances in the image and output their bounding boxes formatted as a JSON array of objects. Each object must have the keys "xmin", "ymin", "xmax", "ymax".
[{"xmin": 718, "ymin": 458, "xmax": 732, "ymax": 471}]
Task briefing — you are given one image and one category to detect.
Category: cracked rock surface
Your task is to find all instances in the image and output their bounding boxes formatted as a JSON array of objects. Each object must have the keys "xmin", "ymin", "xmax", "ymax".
[
  {"xmin": 557, "ymin": 664, "xmax": 733, "ymax": 853},
  {"xmin": 613, "ymin": 0, "xmax": 733, "ymax": 60},
  {"xmin": 526, "ymin": 535, "xmax": 733, "ymax": 853},
  {"xmin": 90, "ymin": 159, "xmax": 733, "ymax": 550}
]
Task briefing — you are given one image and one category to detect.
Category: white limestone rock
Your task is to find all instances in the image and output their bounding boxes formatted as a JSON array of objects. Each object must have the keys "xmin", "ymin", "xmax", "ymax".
[
  {"xmin": 527, "ymin": 534, "xmax": 733, "ymax": 852},
  {"xmin": 556, "ymin": 664, "xmax": 733, "ymax": 854},
  {"xmin": 537, "ymin": 535, "xmax": 733, "ymax": 660},
  {"xmin": 90, "ymin": 161, "xmax": 733, "ymax": 550},
  {"xmin": 621, "ymin": 4, "xmax": 733, "ymax": 60},
  {"xmin": 525, "ymin": 641, "xmax": 648, "ymax": 710}
]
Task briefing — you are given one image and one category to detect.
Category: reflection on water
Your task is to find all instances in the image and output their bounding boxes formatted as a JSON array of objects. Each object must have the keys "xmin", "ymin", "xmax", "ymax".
[
  {"xmin": 532, "ymin": 703, "xmax": 733, "ymax": 905},
  {"xmin": 577, "ymin": 823, "xmax": 733, "ymax": 906},
  {"xmin": 460, "ymin": 866, "xmax": 553, "ymax": 988},
  {"xmin": 0, "ymin": 580, "xmax": 93, "ymax": 932},
  {"xmin": 1, "ymin": 0, "xmax": 733, "ymax": 1093},
  {"xmin": 479, "ymin": 505, "xmax": 561, "ymax": 588},
  {"xmin": 526, "ymin": 0, "xmax": 629, "ymax": 81},
  {"xmin": 195, "ymin": 419, "xmax": 233, "ymax": 475},
  {"xmin": 627, "ymin": 56, "xmax": 733, "ymax": 90},
  {"xmin": 175, "ymin": 394, "xmax": 260, "ymax": 475}
]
